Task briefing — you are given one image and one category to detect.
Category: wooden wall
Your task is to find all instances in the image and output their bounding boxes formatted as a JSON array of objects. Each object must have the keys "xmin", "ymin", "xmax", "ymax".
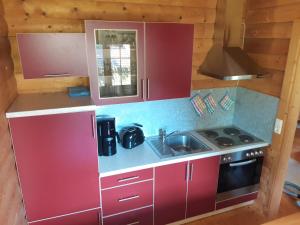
[
  {"xmin": 2, "ymin": 0, "xmax": 238, "ymax": 94},
  {"xmin": 240, "ymin": 0, "xmax": 300, "ymax": 97},
  {"xmin": 0, "ymin": 1, "xmax": 26, "ymax": 224}
]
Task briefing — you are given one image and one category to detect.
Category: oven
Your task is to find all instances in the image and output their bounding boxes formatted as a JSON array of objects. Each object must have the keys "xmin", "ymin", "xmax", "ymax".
[{"xmin": 217, "ymin": 148, "xmax": 264, "ymax": 201}]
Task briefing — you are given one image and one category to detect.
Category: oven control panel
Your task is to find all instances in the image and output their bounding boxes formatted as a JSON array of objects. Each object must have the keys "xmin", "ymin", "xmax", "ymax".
[{"xmin": 221, "ymin": 148, "xmax": 265, "ymax": 164}]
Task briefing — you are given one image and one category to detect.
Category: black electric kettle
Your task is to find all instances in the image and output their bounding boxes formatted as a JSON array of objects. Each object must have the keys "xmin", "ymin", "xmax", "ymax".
[{"xmin": 118, "ymin": 123, "xmax": 145, "ymax": 149}]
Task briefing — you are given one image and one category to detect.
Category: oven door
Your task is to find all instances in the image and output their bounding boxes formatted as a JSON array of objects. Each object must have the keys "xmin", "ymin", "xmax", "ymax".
[{"xmin": 217, "ymin": 156, "xmax": 264, "ymax": 193}]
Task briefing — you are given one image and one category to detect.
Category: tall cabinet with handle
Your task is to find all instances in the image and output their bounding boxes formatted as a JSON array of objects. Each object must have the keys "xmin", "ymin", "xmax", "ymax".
[{"xmin": 9, "ymin": 111, "xmax": 100, "ymax": 225}]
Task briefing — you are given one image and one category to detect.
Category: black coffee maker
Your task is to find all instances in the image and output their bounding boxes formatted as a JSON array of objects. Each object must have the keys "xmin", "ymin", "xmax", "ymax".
[{"xmin": 97, "ymin": 117, "xmax": 118, "ymax": 156}]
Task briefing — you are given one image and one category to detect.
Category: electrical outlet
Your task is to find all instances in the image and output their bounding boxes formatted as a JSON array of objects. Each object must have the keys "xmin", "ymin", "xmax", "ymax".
[{"xmin": 274, "ymin": 118, "xmax": 283, "ymax": 134}]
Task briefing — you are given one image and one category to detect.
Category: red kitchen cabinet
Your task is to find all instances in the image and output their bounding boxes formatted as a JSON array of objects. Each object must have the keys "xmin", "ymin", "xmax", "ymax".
[
  {"xmin": 86, "ymin": 21, "xmax": 194, "ymax": 105},
  {"xmin": 101, "ymin": 180, "xmax": 153, "ymax": 216},
  {"xmin": 101, "ymin": 168, "xmax": 153, "ymax": 189},
  {"xmin": 154, "ymin": 162, "xmax": 188, "ymax": 225},
  {"xmin": 9, "ymin": 111, "xmax": 100, "ymax": 222},
  {"xmin": 17, "ymin": 33, "xmax": 88, "ymax": 79},
  {"xmin": 145, "ymin": 23, "xmax": 194, "ymax": 101},
  {"xmin": 186, "ymin": 156, "xmax": 220, "ymax": 217},
  {"xmin": 85, "ymin": 21, "xmax": 145, "ymax": 105},
  {"xmin": 103, "ymin": 206, "xmax": 153, "ymax": 225},
  {"xmin": 32, "ymin": 209, "xmax": 100, "ymax": 225}
]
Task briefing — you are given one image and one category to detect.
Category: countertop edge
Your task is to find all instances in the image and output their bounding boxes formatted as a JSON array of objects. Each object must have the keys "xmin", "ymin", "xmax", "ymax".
[{"xmin": 6, "ymin": 105, "xmax": 97, "ymax": 118}]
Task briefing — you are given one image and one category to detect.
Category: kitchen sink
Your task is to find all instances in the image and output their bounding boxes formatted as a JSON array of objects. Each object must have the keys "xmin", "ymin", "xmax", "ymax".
[
  {"xmin": 166, "ymin": 134, "xmax": 207, "ymax": 152},
  {"xmin": 147, "ymin": 133, "xmax": 212, "ymax": 158}
]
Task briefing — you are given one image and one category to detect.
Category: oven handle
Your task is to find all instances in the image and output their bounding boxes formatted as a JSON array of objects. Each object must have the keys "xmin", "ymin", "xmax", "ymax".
[{"xmin": 229, "ymin": 159, "xmax": 257, "ymax": 167}]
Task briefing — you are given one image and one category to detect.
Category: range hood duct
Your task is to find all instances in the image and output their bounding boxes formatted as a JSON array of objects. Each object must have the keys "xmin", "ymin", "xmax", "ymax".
[{"xmin": 199, "ymin": 45, "xmax": 267, "ymax": 81}]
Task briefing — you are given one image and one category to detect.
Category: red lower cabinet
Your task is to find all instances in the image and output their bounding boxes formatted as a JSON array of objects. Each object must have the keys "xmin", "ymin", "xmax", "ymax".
[
  {"xmin": 154, "ymin": 157, "xmax": 220, "ymax": 224},
  {"xmin": 102, "ymin": 180, "xmax": 153, "ymax": 216},
  {"xmin": 101, "ymin": 168, "xmax": 153, "ymax": 189},
  {"xmin": 186, "ymin": 156, "xmax": 220, "ymax": 218},
  {"xmin": 32, "ymin": 209, "xmax": 100, "ymax": 225},
  {"xmin": 103, "ymin": 206, "xmax": 153, "ymax": 225},
  {"xmin": 154, "ymin": 162, "xmax": 188, "ymax": 225}
]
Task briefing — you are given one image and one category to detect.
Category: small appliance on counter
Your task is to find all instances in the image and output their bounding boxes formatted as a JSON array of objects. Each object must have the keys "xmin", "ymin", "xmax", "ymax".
[
  {"xmin": 97, "ymin": 117, "xmax": 118, "ymax": 156},
  {"xmin": 119, "ymin": 123, "xmax": 145, "ymax": 149}
]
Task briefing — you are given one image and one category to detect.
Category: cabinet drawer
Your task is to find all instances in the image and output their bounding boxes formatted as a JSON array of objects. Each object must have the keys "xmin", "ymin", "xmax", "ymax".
[
  {"xmin": 103, "ymin": 206, "xmax": 153, "ymax": 225},
  {"xmin": 101, "ymin": 169, "xmax": 153, "ymax": 189},
  {"xmin": 216, "ymin": 192, "xmax": 258, "ymax": 210},
  {"xmin": 102, "ymin": 180, "xmax": 153, "ymax": 216},
  {"xmin": 31, "ymin": 209, "xmax": 100, "ymax": 225}
]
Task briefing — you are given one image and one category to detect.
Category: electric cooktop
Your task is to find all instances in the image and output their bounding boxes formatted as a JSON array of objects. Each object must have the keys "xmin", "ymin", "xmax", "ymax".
[{"xmin": 197, "ymin": 126, "xmax": 264, "ymax": 149}]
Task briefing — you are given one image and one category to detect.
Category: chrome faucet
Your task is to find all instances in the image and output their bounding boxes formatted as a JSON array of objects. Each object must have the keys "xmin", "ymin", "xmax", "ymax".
[{"xmin": 159, "ymin": 128, "xmax": 179, "ymax": 143}]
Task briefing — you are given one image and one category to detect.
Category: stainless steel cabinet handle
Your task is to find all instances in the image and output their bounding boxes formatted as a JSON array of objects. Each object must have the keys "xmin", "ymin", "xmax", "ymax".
[
  {"xmin": 185, "ymin": 163, "xmax": 189, "ymax": 181},
  {"xmin": 141, "ymin": 79, "xmax": 144, "ymax": 100},
  {"xmin": 229, "ymin": 159, "xmax": 257, "ymax": 167},
  {"xmin": 118, "ymin": 195, "xmax": 140, "ymax": 202},
  {"xmin": 126, "ymin": 221, "xmax": 140, "ymax": 225},
  {"xmin": 44, "ymin": 73, "xmax": 71, "ymax": 77},
  {"xmin": 91, "ymin": 115, "xmax": 96, "ymax": 139},
  {"xmin": 118, "ymin": 176, "xmax": 140, "ymax": 182},
  {"xmin": 146, "ymin": 78, "xmax": 150, "ymax": 99},
  {"xmin": 189, "ymin": 163, "xmax": 194, "ymax": 181}
]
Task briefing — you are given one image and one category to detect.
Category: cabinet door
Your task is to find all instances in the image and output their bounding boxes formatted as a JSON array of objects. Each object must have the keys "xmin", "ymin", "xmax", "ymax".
[
  {"xmin": 154, "ymin": 162, "xmax": 188, "ymax": 225},
  {"xmin": 145, "ymin": 23, "xmax": 194, "ymax": 101},
  {"xmin": 9, "ymin": 112, "xmax": 100, "ymax": 222},
  {"xmin": 32, "ymin": 209, "xmax": 100, "ymax": 225},
  {"xmin": 85, "ymin": 21, "xmax": 145, "ymax": 105},
  {"xmin": 17, "ymin": 33, "xmax": 88, "ymax": 79},
  {"xmin": 186, "ymin": 156, "xmax": 220, "ymax": 218}
]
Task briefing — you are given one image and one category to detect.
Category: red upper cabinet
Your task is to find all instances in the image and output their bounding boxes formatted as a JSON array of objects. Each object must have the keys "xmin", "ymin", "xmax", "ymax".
[
  {"xmin": 154, "ymin": 162, "xmax": 188, "ymax": 225},
  {"xmin": 85, "ymin": 21, "xmax": 145, "ymax": 105},
  {"xmin": 186, "ymin": 156, "xmax": 220, "ymax": 218},
  {"xmin": 9, "ymin": 112, "xmax": 100, "ymax": 222},
  {"xmin": 17, "ymin": 33, "xmax": 89, "ymax": 79},
  {"xmin": 145, "ymin": 23, "xmax": 194, "ymax": 101}
]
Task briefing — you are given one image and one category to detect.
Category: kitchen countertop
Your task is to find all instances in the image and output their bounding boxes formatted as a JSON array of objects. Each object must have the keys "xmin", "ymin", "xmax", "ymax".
[
  {"xmin": 6, "ymin": 92, "xmax": 96, "ymax": 118},
  {"xmin": 99, "ymin": 131, "xmax": 269, "ymax": 177}
]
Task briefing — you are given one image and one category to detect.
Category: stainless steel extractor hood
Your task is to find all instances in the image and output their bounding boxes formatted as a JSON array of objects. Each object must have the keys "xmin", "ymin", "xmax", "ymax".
[
  {"xmin": 199, "ymin": 0, "xmax": 268, "ymax": 81},
  {"xmin": 199, "ymin": 45, "xmax": 267, "ymax": 81}
]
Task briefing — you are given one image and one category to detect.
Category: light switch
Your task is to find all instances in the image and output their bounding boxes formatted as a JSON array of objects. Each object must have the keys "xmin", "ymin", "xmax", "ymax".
[{"xmin": 274, "ymin": 118, "xmax": 283, "ymax": 134}]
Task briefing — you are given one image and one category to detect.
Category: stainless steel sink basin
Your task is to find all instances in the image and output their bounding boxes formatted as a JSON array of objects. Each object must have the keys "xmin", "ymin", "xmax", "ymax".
[
  {"xmin": 165, "ymin": 135, "xmax": 206, "ymax": 152},
  {"xmin": 147, "ymin": 133, "xmax": 212, "ymax": 158}
]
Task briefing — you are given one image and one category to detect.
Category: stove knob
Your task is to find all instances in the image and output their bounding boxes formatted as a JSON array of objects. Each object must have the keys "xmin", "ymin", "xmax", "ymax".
[
  {"xmin": 227, "ymin": 156, "xmax": 232, "ymax": 161},
  {"xmin": 259, "ymin": 151, "xmax": 264, "ymax": 155},
  {"xmin": 223, "ymin": 157, "xmax": 227, "ymax": 162},
  {"xmin": 246, "ymin": 153, "xmax": 250, "ymax": 157},
  {"xmin": 255, "ymin": 151, "xmax": 259, "ymax": 155},
  {"xmin": 250, "ymin": 152, "xmax": 254, "ymax": 156}
]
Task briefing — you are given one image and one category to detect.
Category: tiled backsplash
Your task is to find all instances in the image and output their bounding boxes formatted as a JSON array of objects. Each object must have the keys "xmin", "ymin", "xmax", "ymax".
[
  {"xmin": 234, "ymin": 88, "xmax": 279, "ymax": 143},
  {"xmin": 96, "ymin": 88, "xmax": 236, "ymax": 137},
  {"xmin": 96, "ymin": 87, "xmax": 279, "ymax": 143}
]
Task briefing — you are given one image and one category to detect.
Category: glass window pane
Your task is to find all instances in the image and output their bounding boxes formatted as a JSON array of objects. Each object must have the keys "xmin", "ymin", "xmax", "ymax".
[
  {"xmin": 95, "ymin": 29, "xmax": 138, "ymax": 98},
  {"xmin": 121, "ymin": 44, "xmax": 131, "ymax": 58},
  {"xmin": 110, "ymin": 45, "xmax": 120, "ymax": 58}
]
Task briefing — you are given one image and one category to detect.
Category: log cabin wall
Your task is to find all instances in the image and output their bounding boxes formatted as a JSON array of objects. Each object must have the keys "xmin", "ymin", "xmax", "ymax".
[
  {"xmin": 240, "ymin": 0, "xmax": 300, "ymax": 97},
  {"xmin": 0, "ymin": 1, "xmax": 26, "ymax": 225},
  {"xmin": 2, "ymin": 0, "xmax": 239, "ymax": 94}
]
